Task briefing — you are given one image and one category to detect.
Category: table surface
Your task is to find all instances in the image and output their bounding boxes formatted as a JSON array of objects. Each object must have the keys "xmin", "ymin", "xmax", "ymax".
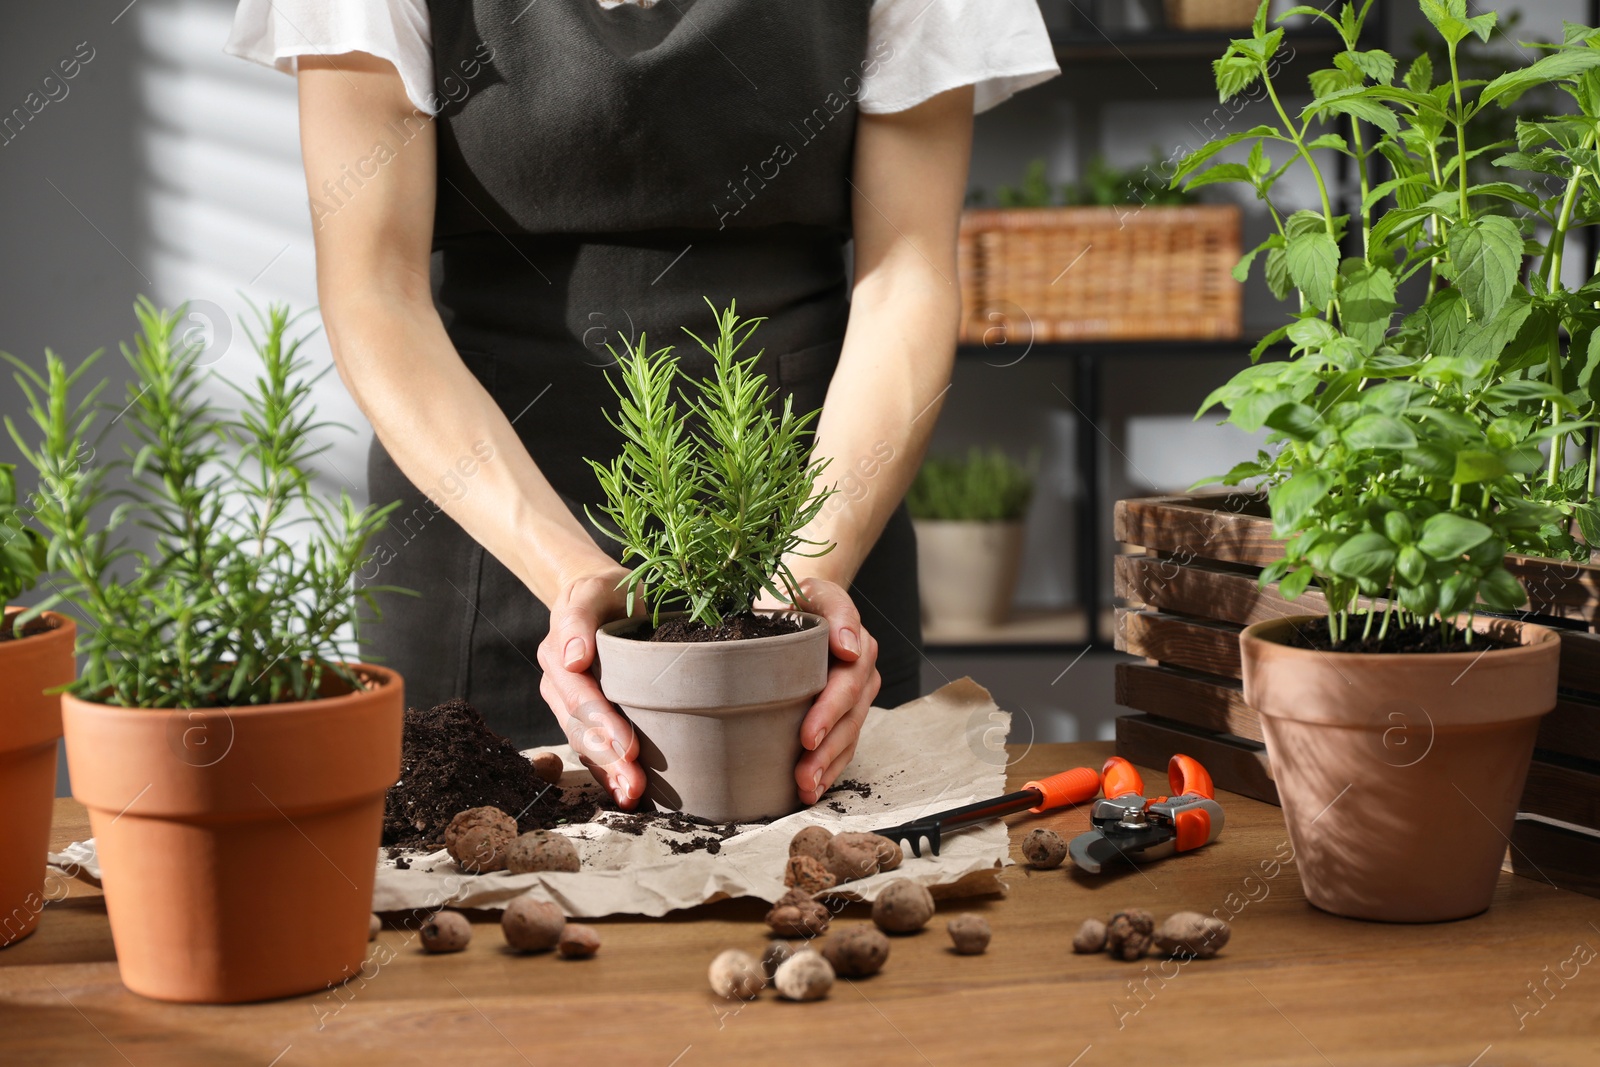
[{"xmin": 3, "ymin": 741, "xmax": 1598, "ymax": 1066}]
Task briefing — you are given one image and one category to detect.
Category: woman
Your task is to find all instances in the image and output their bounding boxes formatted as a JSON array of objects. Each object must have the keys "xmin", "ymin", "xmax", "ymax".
[{"xmin": 228, "ymin": 0, "xmax": 1058, "ymax": 809}]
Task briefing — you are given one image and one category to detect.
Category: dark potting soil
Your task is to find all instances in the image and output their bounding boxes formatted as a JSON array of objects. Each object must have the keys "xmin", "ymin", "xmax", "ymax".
[
  {"xmin": 630, "ymin": 612, "xmax": 802, "ymax": 643},
  {"xmin": 382, "ymin": 699, "xmax": 599, "ymax": 849},
  {"xmin": 1281, "ymin": 614, "xmax": 1512, "ymax": 655},
  {"xmin": 602, "ymin": 808, "xmax": 757, "ymax": 854},
  {"xmin": 0, "ymin": 617, "xmax": 54, "ymax": 643}
]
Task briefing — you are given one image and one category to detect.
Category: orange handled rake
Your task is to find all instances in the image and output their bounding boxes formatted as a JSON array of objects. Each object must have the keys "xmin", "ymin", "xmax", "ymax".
[{"xmin": 874, "ymin": 766, "xmax": 1102, "ymax": 857}]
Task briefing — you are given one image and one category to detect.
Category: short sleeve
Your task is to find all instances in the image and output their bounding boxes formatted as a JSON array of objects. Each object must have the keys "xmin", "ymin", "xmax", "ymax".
[
  {"xmin": 225, "ymin": 0, "xmax": 437, "ymax": 115},
  {"xmin": 860, "ymin": 0, "xmax": 1060, "ymax": 115}
]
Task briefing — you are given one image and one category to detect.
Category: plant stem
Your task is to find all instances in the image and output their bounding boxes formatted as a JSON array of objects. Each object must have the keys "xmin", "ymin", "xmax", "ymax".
[
  {"xmin": 1448, "ymin": 42, "xmax": 1469, "ymax": 224},
  {"xmin": 1350, "ymin": 117, "xmax": 1372, "ymax": 260},
  {"xmin": 1263, "ymin": 70, "xmax": 1337, "ymax": 237}
]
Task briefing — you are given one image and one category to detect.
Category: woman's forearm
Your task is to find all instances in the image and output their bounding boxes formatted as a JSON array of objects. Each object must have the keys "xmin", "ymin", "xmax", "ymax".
[
  {"xmin": 321, "ymin": 287, "xmax": 616, "ymax": 605},
  {"xmin": 793, "ymin": 267, "xmax": 959, "ymax": 585}
]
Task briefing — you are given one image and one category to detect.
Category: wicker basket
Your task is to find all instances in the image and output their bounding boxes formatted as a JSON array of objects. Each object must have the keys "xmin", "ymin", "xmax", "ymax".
[
  {"xmin": 957, "ymin": 205, "xmax": 1242, "ymax": 344},
  {"xmin": 1163, "ymin": 0, "xmax": 1259, "ymax": 30}
]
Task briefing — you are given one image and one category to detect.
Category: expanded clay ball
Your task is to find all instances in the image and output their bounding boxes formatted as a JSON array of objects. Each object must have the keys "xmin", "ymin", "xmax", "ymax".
[
  {"xmin": 1156, "ymin": 911, "xmax": 1231, "ymax": 959},
  {"xmin": 871, "ymin": 878, "xmax": 935, "ymax": 934},
  {"xmin": 708, "ymin": 949, "xmax": 766, "ymax": 1000},
  {"xmin": 557, "ymin": 923, "xmax": 601, "ymax": 959},
  {"xmin": 445, "ymin": 806, "xmax": 517, "ymax": 873},
  {"xmin": 531, "ymin": 752, "xmax": 565, "ymax": 785},
  {"xmin": 822, "ymin": 926, "xmax": 890, "ymax": 978},
  {"xmin": 502, "ymin": 895, "xmax": 565, "ymax": 953},
  {"xmin": 1021, "ymin": 828, "xmax": 1068, "ymax": 870},
  {"xmin": 785, "ymin": 854, "xmax": 838, "ymax": 895},
  {"xmin": 1072, "ymin": 918, "xmax": 1107, "ymax": 954},
  {"xmin": 420, "ymin": 910, "xmax": 472, "ymax": 953},
  {"xmin": 506, "ymin": 830, "xmax": 581, "ymax": 874},
  {"xmin": 1105, "ymin": 909, "xmax": 1155, "ymax": 961},
  {"xmin": 789, "ymin": 826, "xmax": 833, "ymax": 862},
  {"xmin": 834, "ymin": 832, "xmax": 903, "ymax": 872},
  {"xmin": 773, "ymin": 950, "xmax": 835, "ymax": 1001},
  {"xmin": 946, "ymin": 914, "xmax": 991, "ymax": 955},
  {"xmin": 369, "ymin": 913, "xmax": 381, "ymax": 942},
  {"xmin": 762, "ymin": 941, "xmax": 796, "ymax": 978},
  {"xmin": 765, "ymin": 888, "xmax": 831, "ymax": 938},
  {"xmin": 825, "ymin": 836, "xmax": 880, "ymax": 883}
]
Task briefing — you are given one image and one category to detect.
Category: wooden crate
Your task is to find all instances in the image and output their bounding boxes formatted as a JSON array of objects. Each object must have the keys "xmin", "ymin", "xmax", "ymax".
[
  {"xmin": 956, "ymin": 205, "xmax": 1242, "ymax": 345},
  {"xmin": 1112, "ymin": 493, "xmax": 1600, "ymax": 896}
]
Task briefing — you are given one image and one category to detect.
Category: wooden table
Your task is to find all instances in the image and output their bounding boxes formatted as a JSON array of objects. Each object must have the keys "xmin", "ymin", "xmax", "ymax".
[{"xmin": 2, "ymin": 742, "xmax": 1597, "ymax": 1066}]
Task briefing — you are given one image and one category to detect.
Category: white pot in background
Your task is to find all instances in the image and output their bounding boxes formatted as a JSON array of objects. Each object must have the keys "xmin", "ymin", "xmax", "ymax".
[{"xmin": 913, "ymin": 520, "xmax": 1026, "ymax": 627}]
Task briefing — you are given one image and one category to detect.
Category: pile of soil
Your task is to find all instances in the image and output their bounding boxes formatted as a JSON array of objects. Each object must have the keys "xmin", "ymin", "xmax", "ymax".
[
  {"xmin": 629, "ymin": 612, "xmax": 802, "ymax": 643},
  {"xmin": 383, "ymin": 699, "xmax": 598, "ymax": 849},
  {"xmin": 822, "ymin": 778, "xmax": 874, "ymax": 814},
  {"xmin": 1282, "ymin": 615, "xmax": 1511, "ymax": 656}
]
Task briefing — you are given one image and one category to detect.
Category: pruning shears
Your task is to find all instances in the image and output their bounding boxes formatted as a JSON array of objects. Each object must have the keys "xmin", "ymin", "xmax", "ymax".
[{"xmin": 1068, "ymin": 755, "xmax": 1226, "ymax": 874}]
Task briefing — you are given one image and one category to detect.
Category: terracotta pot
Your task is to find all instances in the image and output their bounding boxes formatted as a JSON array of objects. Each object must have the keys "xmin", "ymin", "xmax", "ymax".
[
  {"xmin": 0, "ymin": 609, "xmax": 75, "ymax": 949},
  {"xmin": 62, "ymin": 665, "xmax": 402, "ymax": 1002},
  {"xmin": 913, "ymin": 519, "xmax": 1025, "ymax": 626},
  {"xmin": 1240, "ymin": 616, "xmax": 1558, "ymax": 922},
  {"xmin": 594, "ymin": 611, "xmax": 828, "ymax": 823}
]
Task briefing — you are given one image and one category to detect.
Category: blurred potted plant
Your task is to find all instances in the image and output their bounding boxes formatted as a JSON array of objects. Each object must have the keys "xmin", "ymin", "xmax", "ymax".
[
  {"xmin": 0, "ymin": 460, "xmax": 75, "ymax": 948},
  {"xmin": 590, "ymin": 302, "xmax": 834, "ymax": 824},
  {"xmin": 1171, "ymin": 0, "xmax": 1600, "ymax": 919},
  {"xmin": 961, "ymin": 153, "xmax": 1239, "ymax": 344},
  {"xmin": 6, "ymin": 299, "xmax": 404, "ymax": 1001},
  {"xmin": 907, "ymin": 448, "xmax": 1034, "ymax": 628}
]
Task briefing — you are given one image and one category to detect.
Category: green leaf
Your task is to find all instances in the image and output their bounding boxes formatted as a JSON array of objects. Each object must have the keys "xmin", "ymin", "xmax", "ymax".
[
  {"xmin": 1286, "ymin": 316, "xmax": 1341, "ymax": 349},
  {"xmin": 1343, "ymin": 413, "xmax": 1417, "ymax": 450},
  {"xmin": 1233, "ymin": 235, "xmax": 1281, "ymax": 284},
  {"xmin": 1184, "ymin": 162, "xmax": 1256, "ymax": 189},
  {"xmin": 1452, "ymin": 449, "xmax": 1508, "ymax": 484},
  {"xmin": 1417, "ymin": 513, "xmax": 1493, "ymax": 560},
  {"xmin": 1397, "ymin": 545, "xmax": 1427, "ymax": 584},
  {"xmin": 1404, "ymin": 52, "xmax": 1433, "ymax": 92},
  {"xmin": 1338, "ymin": 262, "xmax": 1397, "ymax": 351},
  {"xmin": 1269, "ymin": 470, "xmax": 1335, "ymax": 534},
  {"xmin": 1330, "ymin": 532, "xmax": 1396, "ymax": 579},
  {"xmin": 1446, "ymin": 215, "xmax": 1523, "ymax": 321},
  {"xmin": 1478, "ymin": 566, "xmax": 1528, "ymax": 611},
  {"xmin": 1280, "ymin": 564, "xmax": 1314, "ymax": 600},
  {"xmin": 1286, "ymin": 230, "xmax": 1340, "ymax": 309},
  {"xmin": 1265, "ymin": 402, "xmax": 1324, "ymax": 441},
  {"xmin": 1305, "ymin": 133, "xmax": 1351, "ymax": 153},
  {"xmin": 1306, "ymin": 94, "xmax": 1400, "ymax": 135},
  {"xmin": 1264, "ymin": 246, "xmax": 1293, "ymax": 301},
  {"xmin": 1173, "ymin": 125, "xmax": 1281, "ymax": 185},
  {"xmin": 1482, "ymin": 49, "xmax": 1600, "ymax": 108},
  {"xmin": 1343, "ymin": 49, "xmax": 1396, "ymax": 85},
  {"xmin": 1215, "ymin": 54, "xmax": 1263, "ymax": 101}
]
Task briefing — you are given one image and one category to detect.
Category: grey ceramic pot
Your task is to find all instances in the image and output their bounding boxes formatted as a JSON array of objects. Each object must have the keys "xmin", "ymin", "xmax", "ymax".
[{"xmin": 594, "ymin": 610, "xmax": 829, "ymax": 823}]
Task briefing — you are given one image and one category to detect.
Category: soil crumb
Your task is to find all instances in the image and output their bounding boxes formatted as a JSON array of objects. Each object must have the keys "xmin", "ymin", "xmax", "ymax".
[
  {"xmin": 1281, "ymin": 614, "xmax": 1511, "ymax": 655},
  {"xmin": 628, "ymin": 612, "xmax": 802, "ymax": 643},
  {"xmin": 602, "ymin": 808, "xmax": 753, "ymax": 853},
  {"xmin": 382, "ymin": 699, "xmax": 599, "ymax": 849}
]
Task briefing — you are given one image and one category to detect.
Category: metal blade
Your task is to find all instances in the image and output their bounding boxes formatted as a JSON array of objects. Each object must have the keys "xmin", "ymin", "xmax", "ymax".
[{"xmin": 1068, "ymin": 830, "xmax": 1124, "ymax": 874}]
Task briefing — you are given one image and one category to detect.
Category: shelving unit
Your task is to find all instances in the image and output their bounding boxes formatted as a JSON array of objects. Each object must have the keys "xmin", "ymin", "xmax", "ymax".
[{"xmin": 927, "ymin": 4, "xmax": 1389, "ymax": 656}]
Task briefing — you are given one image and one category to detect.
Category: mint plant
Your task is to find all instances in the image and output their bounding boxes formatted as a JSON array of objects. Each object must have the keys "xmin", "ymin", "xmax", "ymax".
[
  {"xmin": 588, "ymin": 301, "xmax": 833, "ymax": 628},
  {"xmin": 4, "ymin": 298, "xmax": 402, "ymax": 705},
  {"xmin": 907, "ymin": 448, "xmax": 1034, "ymax": 522},
  {"xmin": 1180, "ymin": 0, "xmax": 1600, "ymax": 644}
]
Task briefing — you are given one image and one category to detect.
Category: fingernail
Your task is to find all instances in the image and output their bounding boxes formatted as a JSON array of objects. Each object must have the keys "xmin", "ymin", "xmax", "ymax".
[
  {"xmin": 611, "ymin": 737, "xmax": 628, "ymax": 761},
  {"xmin": 811, "ymin": 768, "xmax": 822, "ymax": 790},
  {"xmin": 563, "ymin": 637, "xmax": 585, "ymax": 668},
  {"xmin": 840, "ymin": 628, "xmax": 860, "ymax": 655},
  {"xmin": 619, "ymin": 780, "xmax": 633, "ymax": 802}
]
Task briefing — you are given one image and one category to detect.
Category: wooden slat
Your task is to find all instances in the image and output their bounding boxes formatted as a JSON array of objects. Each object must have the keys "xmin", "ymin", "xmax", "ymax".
[
  {"xmin": 1556, "ymin": 628, "xmax": 1600, "ymax": 696},
  {"xmin": 1113, "ymin": 494, "xmax": 1280, "ymax": 565},
  {"xmin": 1507, "ymin": 553, "xmax": 1600, "ymax": 621},
  {"xmin": 1520, "ymin": 754, "xmax": 1600, "ymax": 829},
  {"xmin": 1114, "ymin": 661, "xmax": 1264, "ymax": 742},
  {"xmin": 1539, "ymin": 695, "xmax": 1600, "ymax": 764},
  {"xmin": 1509, "ymin": 815, "xmax": 1600, "ymax": 900},
  {"xmin": 1116, "ymin": 713, "xmax": 1279, "ymax": 805},
  {"xmin": 1116, "ymin": 608, "xmax": 1244, "ymax": 679},
  {"xmin": 1115, "ymin": 552, "xmax": 1341, "ymax": 627}
]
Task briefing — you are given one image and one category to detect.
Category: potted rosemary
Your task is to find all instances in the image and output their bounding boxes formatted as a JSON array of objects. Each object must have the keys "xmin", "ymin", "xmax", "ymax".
[
  {"xmin": 0, "ymin": 460, "xmax": 75, "ymax": 948},
  {"xmin": 906, "ymin": 448, "xmax": 1034, "ymax": 627},
  {"xmin": 590, "ymin": 302, "xmax": 833, "ymax": 823},
  {"xmin": 1173, "ymin": 0, "xmax": 1600, "ymax": 920},
  {"xmin": 6, "ymin": 299, "xmax": 403, "ymax": 1001}
]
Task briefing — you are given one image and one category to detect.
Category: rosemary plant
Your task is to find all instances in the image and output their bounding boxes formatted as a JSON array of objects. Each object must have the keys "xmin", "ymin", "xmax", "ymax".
[
  {"xmin": 3, "ymin": 298, "xmax": 402, "ymax": 706},
  {"xmin": 0, "ymin": 462, "xmax": 47, "ymax": 629},
  {"xmin": 906, "ymin": 448, "xmax": 1034, "ymax": 522},
  {"xmin": 588, "ymin": 301, "xmax": 833, "ymax": 628}
]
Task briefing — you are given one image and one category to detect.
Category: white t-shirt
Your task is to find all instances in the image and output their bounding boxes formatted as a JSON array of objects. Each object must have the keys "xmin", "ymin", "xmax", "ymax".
[{"xmin": 226, "ymin": 0, "xmax": 1060, "ymax": 116}]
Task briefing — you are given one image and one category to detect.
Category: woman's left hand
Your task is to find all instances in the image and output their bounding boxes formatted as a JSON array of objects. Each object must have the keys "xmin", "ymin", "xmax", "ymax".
[{"xmin": 763, "ymin": 577, "xmax": 882, "ymax": 805}]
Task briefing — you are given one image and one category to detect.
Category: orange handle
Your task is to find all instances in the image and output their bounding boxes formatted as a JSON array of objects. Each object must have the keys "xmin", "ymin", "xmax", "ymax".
[
  {"xmin": 1023, "ymin": 767, "xmax": 1102, "ymax": 813},
  {"xmin": 1168, "ymin": 754, "xmax": 1214, "ymax": 800},
  {"xmin": 1101, "ymin": 757, "xmax": 1145, "ymax": 800}
]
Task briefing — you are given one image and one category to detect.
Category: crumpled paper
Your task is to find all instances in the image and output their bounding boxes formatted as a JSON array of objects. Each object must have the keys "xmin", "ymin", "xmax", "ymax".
[{"xmin": 50, "ymin": 678, "xmax": 1014, "ymax": 919}]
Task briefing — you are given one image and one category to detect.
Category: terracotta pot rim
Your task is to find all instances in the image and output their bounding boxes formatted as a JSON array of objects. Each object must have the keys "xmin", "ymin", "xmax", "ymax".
[
  {"xmin": 1239, "ymin": 613, "xmax": 1558, "ymax": 665},
  {"xmin": 0, "ymin": 606, "xmax": 74, "ymax": 644},
  {"xmin": 60, "ymin": 661, "xmax": 399, "ymax": 717},
  {"xmin": 597, "ymin": 609, "xmax": 826, "ymax": 647}
]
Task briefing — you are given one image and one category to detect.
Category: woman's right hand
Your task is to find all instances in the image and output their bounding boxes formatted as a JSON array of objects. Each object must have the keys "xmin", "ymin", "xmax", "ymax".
[{"xmin": 535, "ymin": 564, "xmax": 647, "ymax": 810}]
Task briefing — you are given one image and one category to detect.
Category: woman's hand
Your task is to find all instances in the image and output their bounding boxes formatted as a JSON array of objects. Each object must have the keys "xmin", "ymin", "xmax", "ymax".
[
  {"xmin": 764, "ymin": 577, "xmax": 882, "ymax": 805},
  {"xmin": 535, "ymin": 564, "xmax": 648, "ymax": 810}
]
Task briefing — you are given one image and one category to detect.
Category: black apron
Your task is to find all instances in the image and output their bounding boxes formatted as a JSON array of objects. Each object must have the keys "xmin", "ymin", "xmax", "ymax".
[{"xmin": 362, "ymin": 0, "xmax": 923, "ymax": 747}]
